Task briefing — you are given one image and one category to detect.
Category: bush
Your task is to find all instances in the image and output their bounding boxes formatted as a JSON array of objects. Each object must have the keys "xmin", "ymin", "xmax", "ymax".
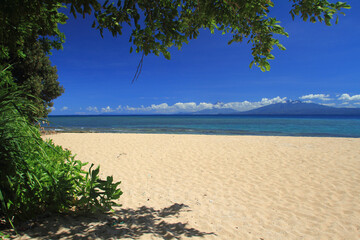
[{"xmin": 0, "ymin": 87, "xmax": 122, "ymax": 230}]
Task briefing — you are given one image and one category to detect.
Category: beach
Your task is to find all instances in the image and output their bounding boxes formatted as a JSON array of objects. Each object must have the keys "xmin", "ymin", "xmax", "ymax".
[{"xmin": 17, "ymin": 133, "xmax": 360, "ymax": 239}]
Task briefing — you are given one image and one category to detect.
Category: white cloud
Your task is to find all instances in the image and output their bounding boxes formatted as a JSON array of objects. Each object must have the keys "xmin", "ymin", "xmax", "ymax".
[
  {"xmin": 220, "ymin": 97, "xmax": 287, "ymax": 112},
  {"xmin": 151, "ymin": 103, "xmax": 170, "ymax": 110},
  {"xmin": 320, "ymin": 103, "xmax": 336, "ymax": 107},
  {"xmin": 173, "ymin": 102, "xmax": 196, "ymax": 110},
  {"xmin": 338, "ymin": 94, "xmax": 360, "ymax": 101},
  {"xmin": 300, "ymin": 94, "xmax": 332, "ymax": 101},
  {"xmin": 354, "ymin": 102, "xmax": 360, "ymax": 105},
  {"xmin": 199, "ymin": 102, "xmax": 216, "ymax": 109},
  {"xmin": 125, "ymin": 103, "xmax": 172, "ymax": 113},
  {"xmin": 125, "ymin": 105, "xmax": 136, "ymax": 111},
  {"xmin": 101, "ymin": 106, "xmax": 114, "ymax": 113},
  {"xmin": 123, "ymin": 96, "xmax": 287, "ymax": 113},
  {"xmin": 49, "ymin": 107, "xmax": 55, "ymax": 111},
  {"xmin": 86, "ymin": 106, "xmax": 99, "ymax": 112},
  {"xmin": 61, "ymin": 106, "xmax": 68, "ymax": 111},
  {"xmin": 260, "ymin": 96, "xmax": 287, "ymax": 105}
]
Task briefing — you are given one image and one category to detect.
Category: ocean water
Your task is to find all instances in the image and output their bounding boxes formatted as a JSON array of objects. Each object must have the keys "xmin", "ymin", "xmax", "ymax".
[{"xmin": 45, "ymin": 115, "xmax": 360, "ymax": 138}]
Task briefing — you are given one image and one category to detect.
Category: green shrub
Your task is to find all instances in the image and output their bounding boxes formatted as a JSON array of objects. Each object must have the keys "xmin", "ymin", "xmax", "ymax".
[{"xmin": 0, "ymin": 86, "xmax": 122, "ymax": 230}]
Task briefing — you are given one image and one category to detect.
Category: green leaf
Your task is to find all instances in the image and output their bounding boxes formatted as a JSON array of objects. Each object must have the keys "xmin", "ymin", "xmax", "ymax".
[
  {"xmin": 265, "ymin": 62, "xmax": 271, "ymax": 71},
  {"xmin": 164, "ymin": 51, "xmax": 171, "ymax": 60},
  {"xmin": 290, "ymin": 11, "xmax": 295, "ymax": 21},
  {"xmin": 249, "ymin": 61, "xmax": 254, "ymax": 69},
  {"xmin": 303, "ymin": 14, "xmax": 308, "ymax": 22}
]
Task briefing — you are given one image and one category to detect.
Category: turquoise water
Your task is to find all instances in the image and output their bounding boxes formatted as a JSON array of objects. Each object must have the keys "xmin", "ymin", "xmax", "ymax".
[{"xmin": 46, "ymin": 115, "xmax": 360, "ymax": 138}]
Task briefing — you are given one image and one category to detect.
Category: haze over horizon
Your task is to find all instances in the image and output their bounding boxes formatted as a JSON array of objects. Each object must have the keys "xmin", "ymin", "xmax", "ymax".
[
  {"xmin": 49, "ymin": 0, "xmax": 360, "ymax": 115},
  {"xmin": 50, "ymin": 96, "xmax": 360, "ymax": 115}
]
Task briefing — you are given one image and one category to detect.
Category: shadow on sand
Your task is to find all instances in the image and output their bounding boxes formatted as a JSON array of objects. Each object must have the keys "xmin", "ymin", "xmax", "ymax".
[{"xmin": 13, "ymin": 203, "xmax": 214, "ymax": 239}]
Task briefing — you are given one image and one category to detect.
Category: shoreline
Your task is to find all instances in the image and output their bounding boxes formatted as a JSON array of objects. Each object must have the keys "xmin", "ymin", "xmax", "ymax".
[{"xmin": 43, "ymin": 128, "xmax": 360, "ymax": 138}]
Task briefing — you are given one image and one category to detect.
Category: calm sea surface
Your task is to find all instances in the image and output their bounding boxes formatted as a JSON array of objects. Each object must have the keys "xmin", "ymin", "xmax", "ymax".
[{"xmin": 45, "ymin": 115, "xmax": 360, "ymax": 138}]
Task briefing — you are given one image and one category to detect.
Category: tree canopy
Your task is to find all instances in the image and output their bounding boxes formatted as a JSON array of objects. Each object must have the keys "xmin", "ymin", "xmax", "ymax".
[
  {"xmin": 1, "ymin": 0, "xmax": 66, "ymax": 117},
  {"xmin": 9, "ymin": 41, "xmax": 64, "ymax": 117},
  {"xmin": 0, "ymin": 0, "xmax": 351, "ymax": 116}
]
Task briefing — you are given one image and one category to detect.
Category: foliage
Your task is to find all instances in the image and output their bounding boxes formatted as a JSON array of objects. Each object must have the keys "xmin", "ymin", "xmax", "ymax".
[
  {"xmin": 0, "ymin": 0, "xmax": 66, "ymax": 119},
  {"xmin": 0, "ymin": 231, "xmax": 10, "ymax": 239},
  {"xmin": 0, "ymin": 86, "xmax": 122, "ymax": 228},
  {"xmin": 1, "ymin": 0, "xmax": 351, "ymax": 74},
  {"xmin": 85, "ymin": 0, "xmax": 351, "ymax": 71},
  {"xmin": 0, "ymin": 0, "xmax": 67, "ymax": 58},
  {"xmin": 77, "ymin": 164, "xmax": 123, "ymax": 213},
  {"xmin": 7, "ymin": 41, "xmax": 64, "ymax": 118}
]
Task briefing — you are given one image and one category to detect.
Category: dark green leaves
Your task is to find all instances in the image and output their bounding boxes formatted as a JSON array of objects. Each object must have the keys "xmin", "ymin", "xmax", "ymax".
[
  {"xmin": 289, "ymin": 0, "xmax": 350, "ymax": 26},
  {"xmin": 76, "ymin": 164, "xmax": 122, "ymax": 213},
  {"xmin": 163, "ymin": 51, "xmax": 171, "ymax": 60},
  {"xmin": 0, "ymin": 87, "xmax": 122, "ymax": 227},
  {"xmin": 0, "ymin": 0, "xmax": 351, "ymax": 77},
  {"xmin": 94, "ymin": 0, "xmax": 348, "ymax": 71}
]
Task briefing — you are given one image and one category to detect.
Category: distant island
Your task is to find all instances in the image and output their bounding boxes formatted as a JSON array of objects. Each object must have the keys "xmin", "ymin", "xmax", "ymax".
[
  {"xmin": 89, "ymin": 100, "xmax": 360, "ymax": 116},
  {"xmin": 189, "ymin": 100, "xmax": 360, "ymax": 115}
]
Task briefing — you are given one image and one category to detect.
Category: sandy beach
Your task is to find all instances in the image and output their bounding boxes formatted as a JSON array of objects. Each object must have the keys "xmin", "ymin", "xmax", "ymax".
[{"xmin": 16, "ymin": 133, "xmax": 360, "ymax": 239}]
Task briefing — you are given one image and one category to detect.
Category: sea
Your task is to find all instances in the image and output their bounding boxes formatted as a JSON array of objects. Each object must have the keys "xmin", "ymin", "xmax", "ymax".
[{"xmin": 45, "ymin": 115, "xmax": 360, "ymax": 138}]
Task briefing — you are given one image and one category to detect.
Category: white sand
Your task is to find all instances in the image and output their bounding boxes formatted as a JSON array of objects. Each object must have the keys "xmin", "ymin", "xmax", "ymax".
[{"xmin": 18, "ymin": 133, "xmax": 360, "ymax": 239}]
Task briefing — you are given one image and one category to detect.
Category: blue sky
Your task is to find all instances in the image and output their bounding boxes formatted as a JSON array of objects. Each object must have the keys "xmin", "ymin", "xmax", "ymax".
[{"xmin": 49, "ymin": 1, "xmax": 360, "ymax": 115}]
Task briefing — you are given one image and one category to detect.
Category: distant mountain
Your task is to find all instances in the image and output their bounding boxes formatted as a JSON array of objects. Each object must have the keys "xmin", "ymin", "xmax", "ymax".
[
  {"xmin": 239, "ymin": 100, "xmax": 360, "ymax": 115},
  {"xmin": 191, "ymin": 108, "xmax": 240, "ymax": 115},
  {"xmin": 86, "ymin": 101, "xmax": 360, "ymax": 116}
]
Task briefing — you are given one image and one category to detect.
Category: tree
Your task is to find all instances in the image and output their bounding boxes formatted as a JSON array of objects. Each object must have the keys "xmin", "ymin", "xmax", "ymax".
[
  {"xmin": 1, "ymin": 0, "xmax": 66, "ymax": 118},
  {"xmin": 0, "ymin": 0, "xmax": 351, "ymax": 116},
  {"xmin": 6, "ymin": 41, "xmax": 64, "ymax": 118},
  {"xmin": 1, "ymin": 0, "xmax": 351, "ymax": 68}
]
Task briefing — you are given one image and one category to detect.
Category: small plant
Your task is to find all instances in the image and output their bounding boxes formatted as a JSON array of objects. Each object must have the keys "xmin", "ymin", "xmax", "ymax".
[
  {"xmin": 0, "ymin": 231, "xmax": 10, "ymax": 239},
  {"xmin": 76, "ymin": 164, "xmax": 123, "ymax": 213}
]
